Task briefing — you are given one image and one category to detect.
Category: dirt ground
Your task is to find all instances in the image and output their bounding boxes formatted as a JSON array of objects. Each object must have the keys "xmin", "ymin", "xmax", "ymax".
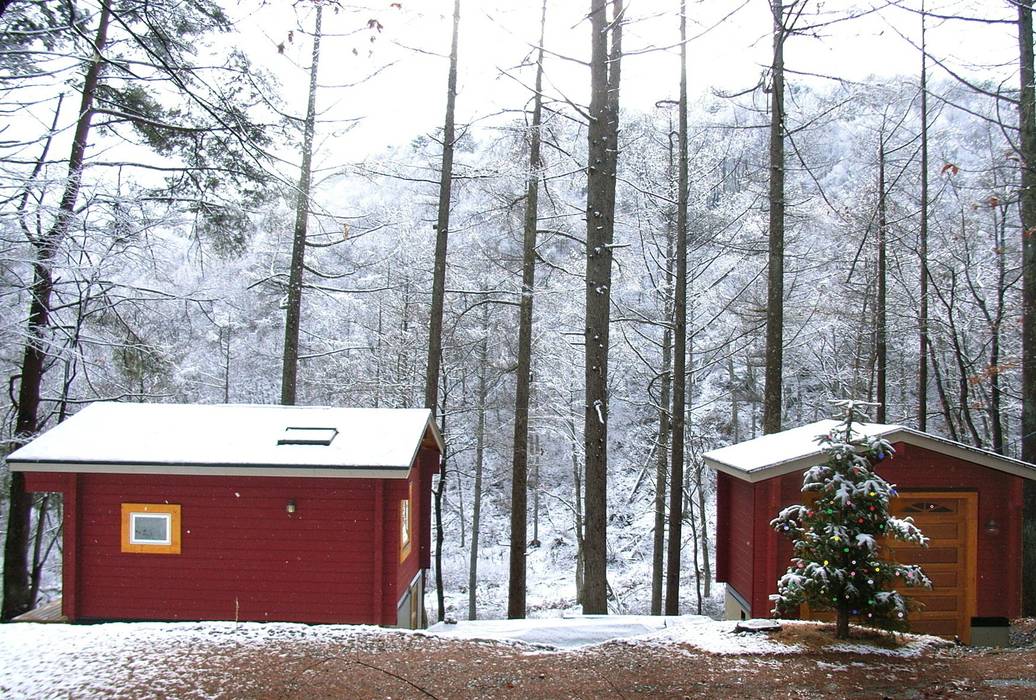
[{"xmin": 84, "ymin": 620, "xmax": 1036, "ymax": 699}]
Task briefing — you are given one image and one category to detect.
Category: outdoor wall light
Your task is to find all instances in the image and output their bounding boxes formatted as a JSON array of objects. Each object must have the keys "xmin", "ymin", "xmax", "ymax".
[
  {"xmin": 286, "ymin": 499, "xmax": 297, "ymax": 515},
  {"xmin": 984, "ymin": 518, "xmax": 1000, "ymax": 535}
]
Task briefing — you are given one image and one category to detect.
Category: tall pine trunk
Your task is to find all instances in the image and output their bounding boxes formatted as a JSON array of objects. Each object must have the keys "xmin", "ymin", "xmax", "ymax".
[
  {"xmin": 1017, "ymin": 0, "xmax": 1036, "ymax": 616},
  {"xmin": 280, "ymin": 4, "xmax": 323, "ymax": 405},
  {"xmin": 650, "ymin": 133, "xmax": 676, "ymax": 615},
  {"xmin": 877, "ymin": 134, "xmax": 888, "ymax": 423},
  {"xmin": 2, "ymin": 1, "xmax": 111, "ymax": 620},
  {"xmin": 467, "ymin": 323, "xmax": 488, "ymax": 619},
  {"xmin": 664, "ymin": 0, "xmax": 688, "ymax": 615},
  {"xmin": 424, "ymin": 0, "xmax": 461, "ymax": 623},
  {"xmin": 582, "ymin": 0, "xmax": 622, "ymax": 615},
  {"xmin": 917, "ymin": 2, "xmax": 930, "ymax": 430},
  {"xmin": 507, "ymin": 0, "xmax": 547, "ymax": 620},
  {"xmin": 762, "ymin": 0, "xmax": 786, "ymax": 436},
  {"xmin": 424, "ymin": 0, "xmax": 461, "ymax": 415}
]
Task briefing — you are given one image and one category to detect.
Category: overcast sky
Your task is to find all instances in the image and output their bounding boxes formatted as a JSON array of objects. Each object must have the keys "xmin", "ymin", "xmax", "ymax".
[{"xmin": 230, "ymin": 1, "xmax": 1018, "ymax": 162}]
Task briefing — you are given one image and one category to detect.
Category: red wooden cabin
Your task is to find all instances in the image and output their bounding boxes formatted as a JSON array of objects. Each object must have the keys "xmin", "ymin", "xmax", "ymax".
[
  {"xmin": 704, "ymin": 420, "xmax": 1036, "ymax": 644},
  {"xmin": 7, "ymin": 402, "xmax": 443, "ymax": 627}
]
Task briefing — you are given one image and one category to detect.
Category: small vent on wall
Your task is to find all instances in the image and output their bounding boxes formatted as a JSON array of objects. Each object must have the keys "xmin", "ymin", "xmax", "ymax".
[{"xmin": 277, "ymin": 427, "xmax": 338, "ymax": 446}]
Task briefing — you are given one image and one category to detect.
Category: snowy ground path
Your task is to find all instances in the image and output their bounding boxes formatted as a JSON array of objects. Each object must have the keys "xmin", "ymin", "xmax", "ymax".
[{"xmin": 1, "ymin": 617, "xmax": 1034, "ymax": 698}]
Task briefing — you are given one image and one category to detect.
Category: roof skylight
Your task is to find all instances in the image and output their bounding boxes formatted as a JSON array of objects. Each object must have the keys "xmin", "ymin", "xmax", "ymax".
[{"xmin": 277, "ymin": 426, "xmax": 338, "ymax": 446}]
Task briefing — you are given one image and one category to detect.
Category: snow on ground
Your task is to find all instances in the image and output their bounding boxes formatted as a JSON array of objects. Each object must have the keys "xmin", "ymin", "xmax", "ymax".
[
  {"xmin": 0, "ymin": 621, "xmax": 373, "ymax": 698},
  {"xmin": 425, "ymin": 615, "xmax": 947, "ymax": 656},
  {"xmin": 427, "ymin": 614, "xmax": 698, "ymax": 649},
  {"xmin": 0, "ymin": 617, "xmax": 950, "ymax": 698}
]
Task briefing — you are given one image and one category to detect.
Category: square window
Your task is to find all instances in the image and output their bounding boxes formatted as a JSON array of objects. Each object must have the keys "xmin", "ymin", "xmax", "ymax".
[
  {"xmin": 121, "ymin": 504, "xmax": 181, "ymax": 554},
  {"xmin": 131, "ymin": 513, "xmax": 171, "ymax": 545}
]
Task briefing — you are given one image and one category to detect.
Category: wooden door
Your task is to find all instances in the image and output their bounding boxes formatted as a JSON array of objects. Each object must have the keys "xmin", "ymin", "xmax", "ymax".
[{"xmin": 887, "ymin": 492, "xmax": 976, "ymax": 643}]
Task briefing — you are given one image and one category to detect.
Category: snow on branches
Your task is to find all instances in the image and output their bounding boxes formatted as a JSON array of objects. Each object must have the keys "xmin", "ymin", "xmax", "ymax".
[{"xmin": 769, "ymin": 401, "xmax": 931, "ymax": 639}]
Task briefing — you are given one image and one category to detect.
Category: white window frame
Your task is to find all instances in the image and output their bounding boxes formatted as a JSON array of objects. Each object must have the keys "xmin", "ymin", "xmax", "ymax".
[{"xmin": 129, "ymin": 511, "xmax": 172, "ymax": 546}]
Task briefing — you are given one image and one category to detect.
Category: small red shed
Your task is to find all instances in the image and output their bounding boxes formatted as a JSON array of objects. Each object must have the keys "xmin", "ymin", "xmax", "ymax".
[
  {"xmin": 6, "ymin": 402, "xmax": 443, "ymax": 628},
  {"xmin": 704, "ymin": 420, "xmax": 1036, "ymax": 643}
]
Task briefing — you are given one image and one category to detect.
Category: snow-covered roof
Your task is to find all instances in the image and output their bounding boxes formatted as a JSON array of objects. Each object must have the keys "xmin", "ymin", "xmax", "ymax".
[
  {"xmin": 703, "ymin": 419, "xmax": 1036, "ymax": 483},
  {"xmin": 6, "ymin": 402, "xmax": 443, "ymax": 479}
]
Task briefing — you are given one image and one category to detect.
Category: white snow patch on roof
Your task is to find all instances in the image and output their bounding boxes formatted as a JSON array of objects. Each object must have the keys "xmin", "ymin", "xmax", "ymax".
[
  {"xmin": 703, "ymin": 420, "xmax": 897, "ymax": 476},
  {"xmin": 7, "ymin": 402, "xmax": 440, "ymax": 473}
]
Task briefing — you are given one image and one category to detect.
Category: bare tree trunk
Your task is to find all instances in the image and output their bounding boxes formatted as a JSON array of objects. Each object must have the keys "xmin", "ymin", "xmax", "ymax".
[
  {"xmin": 467, "ymin": 316, "xmax": 489, "ymax": 620},
  {"xmin": 3, "ymin": 1, "xmax": 111, "ymax": 621},
  {"xmin": 1017, "ymin": 0, "xmax": 1036, "ymax": 616},
  {"xmin": 729, "ymin": 356, "xmax": 741, "ymax": 442},
  {"xmin": 508, "ymin": 0, "xmax": 547, "ymax": 620},
  {"xmin": 434, "ymin": 369, "xmax": 449, "ymax": 623},
  {"xmin": 876, "ymin": 134, "xmax": 888, "ymax": 423},
  {"xmin": 532, "ymin": 435, "xmax": 540, "ymax": 546},
  {"xmin": 425, "ymin": 0, "xmax": 461, "ymax": 625},
  {"xmin": 664, "ymin": 0, "xmax": 688, "ymax": 615},
  {"xmin": 928, "ymin": 343, "xmax": 960, "ymax": 443},
  {"xmin": 650, "ymin": 136, "xmax": 676, "ymax": 615},
  {"xmin": 696, "ymin": 459, "xmax": 711, "ymax": 600},
  {"xmin": 917, "ymin": 1, "xmax": 930, "ymax": 431},
  {"xmin": 569, "ymin": 405, "xmax": 585, "ymax": 604},
  {"xmin": 280, "ymin": 4, "xmax": 322, "ymax": 405},
  {"xmin": 28, "ymin": 495, "xmax": 50, "ymax": 605},
  {"xmin": 762, "ymin": 0, "xmax": 786, "ymax": 435},
  {"xmin": 424, "ymin": 0, "xmax": 461, "ymax": 416},
  {"xmin": 990, "ymin": 200, "xmax": 1006, "ymax": 453},
  {"xmin": 582, "ymin": 0, "xmax": 623, "ymax": 615}
]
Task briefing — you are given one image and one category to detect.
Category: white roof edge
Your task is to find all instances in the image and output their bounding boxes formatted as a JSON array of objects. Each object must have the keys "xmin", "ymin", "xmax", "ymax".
[
  {"xmin": 397, "ymin": 411, "xmax": 445, "ymax": 476},
  {"xmin": 888, "ymin": 426, "xmax": 1036, "ymax": 481},
  {"xmin": 423, "ymin": 412, "xmax": 446, "ymax": 455},
  {"xmin": 703, "ymin": 454, "xmax": 823, "ymax": 484},
  {"xmin": 9, "ymin": 460, "xmax": 413, "ymax": 480},
  {"xmin": 5, "ymin": 403, "xmax": 445, "ymax": 474},
  {"xmin": 704, "ymin": 423, "xmax": 1036, "ymax": 482}
]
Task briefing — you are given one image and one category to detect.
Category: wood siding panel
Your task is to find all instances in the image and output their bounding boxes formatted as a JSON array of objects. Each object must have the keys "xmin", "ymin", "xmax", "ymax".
[
  {"xmin": 715, "ymin": 473, "xmax": 730, "ymax": 582},
  {"xmin": 75, "ymin": 474, "xmax": 383, "ymax": 624},
  {"xmin": 879, "ymin": 445, "xmax": 1020, "ymax": 619},
  {"xmin": 747, "ymin": 442, "xmax": 1025, "ymax": 626},
  {"xmin": 23, "ymin": 471, "xmax": 69, "ymax": 493},
  {"xmin": 726, "ymin": 474, "xmax": 755, "ymax": 608}
]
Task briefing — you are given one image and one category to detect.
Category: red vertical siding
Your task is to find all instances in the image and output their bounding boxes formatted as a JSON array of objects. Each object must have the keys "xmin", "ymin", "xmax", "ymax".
[
  {"xmin": 63, "ymin": 474, "xmax": 80, "ymax": 621},
  {"xmin": 715, "ymin": 472, "xmax": 730, "ymax": 582},
  {"xmin": 418, "ymin": 447, "xmax": 438, "ymax": 570},
  {"xmin": 372, "ymin": 481, "xmax": 384, "ymax": 625},
  {"xmin": 396, "ymin": 471, "xmax": 420, "ymax": 601},
  {"xmin": 742, "ymin": 443, "xmax": 1027, "ymax": 621},
  {"xmin": 1007, "ymin": 477, "xmax": 1024, "ymax": 615},
  {"xmin": 877, "ymin": 444, "xmax": 1024, "ymax": 618},
  {"xmin": 74, "ymin": 474, "xmax": 383, "ymax": 624},
  {"xmin": 751, "ymin": 479, "xmax": 783, "ymax": 615},
  {"xmin": 724, "ymin": 474, "xmax": 755, "ymax": 608},
  {"xmin": 24, "ymin": 472, "xmax": 67, "ymax": 492}
]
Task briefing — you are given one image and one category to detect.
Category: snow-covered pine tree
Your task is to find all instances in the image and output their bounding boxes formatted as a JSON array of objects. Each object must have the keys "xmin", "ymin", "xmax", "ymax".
[{"xmin": 770, "ymin": 400, "xmax": 931, "ymax": 640}]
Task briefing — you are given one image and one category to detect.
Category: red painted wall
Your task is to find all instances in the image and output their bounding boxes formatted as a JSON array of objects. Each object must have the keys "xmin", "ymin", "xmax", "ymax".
[
  {"xmin": 36, "ymin": 472, "xmax": 419, "ymax": 624},
  {"xmin": 717, "ymin": 472, "xmax": 756, "ymax": 607},
  {"xmin": 719, "ymin": 442, "xmax": 1026, "ymax": 619}
]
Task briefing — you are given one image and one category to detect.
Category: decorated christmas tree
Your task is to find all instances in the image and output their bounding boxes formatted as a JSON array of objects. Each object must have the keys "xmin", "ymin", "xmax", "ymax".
[{"xmin": 770, "ymin": 401, "xmax": 931, "ymax": 639}]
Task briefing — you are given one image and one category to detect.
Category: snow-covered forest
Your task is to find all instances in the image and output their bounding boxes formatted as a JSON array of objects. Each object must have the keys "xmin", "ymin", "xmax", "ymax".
[{"xmin": 1, "ymin": 0, "xmax": 1033, "ymax": 622}]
